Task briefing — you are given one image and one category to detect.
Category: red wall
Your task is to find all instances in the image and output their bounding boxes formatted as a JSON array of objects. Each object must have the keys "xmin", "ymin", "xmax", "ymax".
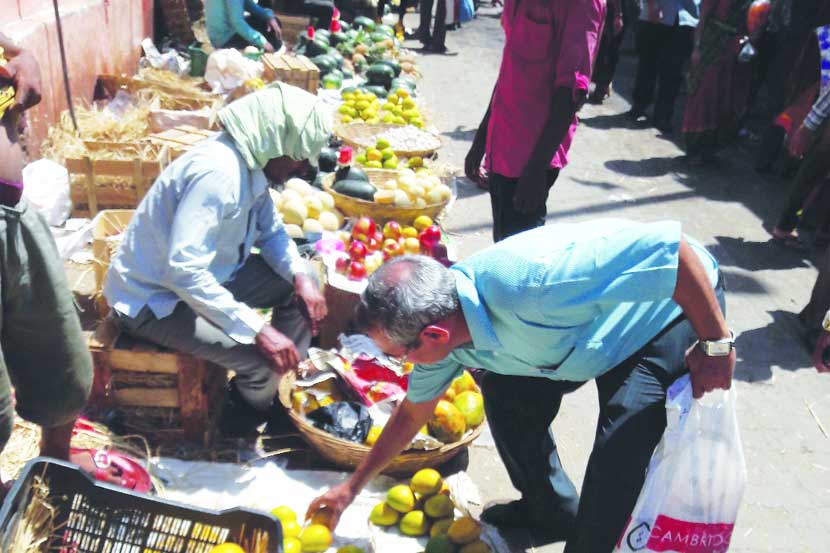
[{"xmin": 2, "ymin": 0, "xmax": 154, "ymax": 155}]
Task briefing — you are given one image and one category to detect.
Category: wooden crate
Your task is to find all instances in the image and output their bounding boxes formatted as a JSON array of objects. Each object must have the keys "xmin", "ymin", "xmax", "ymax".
[
  {"xmin": 262, "ymin": 53, "xmax": 319, "ymax": 93},
  {"xmin": 147, "ymin": 125, "xmax": 217, "ymax": 159},
  {"xmin": 66, "ymin": 142, "xmax": 170, "ymax": 217},
  {"xmin": 276, "ymin": 13, "xmax": 310, "ymax": 47},
  {"xmin": 88, "ymin": 317, "xmax": 227, "ymax": 447},
  {"xmin": 92, "ymin": 209, "xmax": 134, "ymax": 296}
]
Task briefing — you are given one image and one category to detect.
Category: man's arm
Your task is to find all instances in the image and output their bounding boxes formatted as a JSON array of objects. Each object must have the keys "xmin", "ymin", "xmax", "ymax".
[
  {"xmin": 464, "ymin": 84, "xmax": 496, "ymax": 185},
  {"xmin": 672, "ymin": 238, "xmax": 734, "ymax": 398},
  {"xmin": 226, "ymin": 0, "xmax": 270, "ymax": 49},
  {"xmin": 305, "ymin": 396, "xmax": 441, "ymax": 529},
  {"xmin": 0, "ymin": 32, "xmax": 42, "ymax": 112}
]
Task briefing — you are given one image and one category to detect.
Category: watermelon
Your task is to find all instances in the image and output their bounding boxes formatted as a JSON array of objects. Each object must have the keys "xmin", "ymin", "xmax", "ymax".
[
  {"xmin": 366, "ymin": 63, "xmax": 396, "ymax": 89},
  {"xmin": 353, "ymin": 16, "xmax": 376, "ymax": 31},
  {"xmin": 322, "ymin": 73, "xmax": 343, "ymax": 90},
  {"xmin": 375, "ymin": 59, "xmax": 401, "ymax": 77}
]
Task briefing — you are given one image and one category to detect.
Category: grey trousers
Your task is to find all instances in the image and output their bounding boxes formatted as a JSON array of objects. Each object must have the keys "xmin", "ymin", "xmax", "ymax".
[{"xmin": 114, "ymin": 256, "xmax": 311, "ymax": 411}]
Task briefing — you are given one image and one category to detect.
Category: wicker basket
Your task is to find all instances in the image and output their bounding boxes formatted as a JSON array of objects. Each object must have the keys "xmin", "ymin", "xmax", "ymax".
[
  {"xmin": 322, "ymin": 170, "xmax": 450, "ymax": 225},
  {"xmin": 333, "ymin": 123, "xmax": 442, "ymax": 158},
  {"xmin": 278, "ymin": 373, "xmax": 483, "ymax": 475}
]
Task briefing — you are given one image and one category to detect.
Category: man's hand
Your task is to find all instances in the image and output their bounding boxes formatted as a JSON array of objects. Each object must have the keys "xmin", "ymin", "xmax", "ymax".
[
  {"xmin": 295, "ymin": 273, "xmax": 327, "ymax": 335},
  {"xmin": 262, "ymin": 41, "xmax": 276, "ymax": 53},
  {"xmin": 269, "ymin": 18, "xmax": 283, "ymax": 40},
  {"xmin": 255, "ymin": 324, "xmax": 300, "ymax": 374},
  {"xmin": 306, "ymin": 482, "xmax": 356, "ymax": 531},
  {"xmin": 812, "ymin": 331, "xmax": 830, "ymax": 373},
  {"xmin": 789, "ymin": 124, "xmax": 816, "ymax": 159},
  {"xmin": 2, "ymin": 50, "xmax": 42, "ymax": 112},
  {"xmin": 513, "ymin": 164, "xmax": 549, "ymax": 214},
  {"xmin": 686, "ymin": 345, "xmax": 735, "ymax": 399},
  {"xmin": 464, "ymin": 135, "xmax": 487, "ymax": 186}
]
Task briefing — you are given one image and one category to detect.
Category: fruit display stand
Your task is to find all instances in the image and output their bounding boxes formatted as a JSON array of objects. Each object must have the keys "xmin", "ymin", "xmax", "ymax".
[
  {"xmin": 87, "ymin": 317, "xmax": 227, "ymax": 447},
  {"xmin": 334, "ymin": 123, "xmax": 443, "ymax": 158},
  {"xmin": 278, "ymin": 372, "xmax": 484, "ymax": 476},
  {"xmin": 65, "ymin": 142, "xmax": 171, "ymax": 217},
  {"xmin": 0, "ymin": 458, "xmax": 281, "ymax": 553},
  {"xmin": 262, "ymin": 53, "xmax": 321, "ymax": 94},
  {"xmin": 322, "ymin": 170, "xmax": 450, "ymax": 225}
]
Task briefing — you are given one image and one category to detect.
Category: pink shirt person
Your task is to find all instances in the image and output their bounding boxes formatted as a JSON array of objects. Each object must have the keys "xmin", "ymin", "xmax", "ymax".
[{"xmin": 485, "ymin": 0, "xmax": 605, "ymax": 177}]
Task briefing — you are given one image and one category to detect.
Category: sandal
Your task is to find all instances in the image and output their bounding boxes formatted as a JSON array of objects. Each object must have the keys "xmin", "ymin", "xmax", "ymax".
[{"xmin": 771, "ymin": 228, "xmax": 809, "ymax": 251}]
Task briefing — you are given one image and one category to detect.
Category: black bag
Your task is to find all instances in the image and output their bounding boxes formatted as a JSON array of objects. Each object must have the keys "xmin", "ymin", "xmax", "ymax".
[{"xmin": 306, "ymin": 401, "xmax": 373, "ymax": 443}]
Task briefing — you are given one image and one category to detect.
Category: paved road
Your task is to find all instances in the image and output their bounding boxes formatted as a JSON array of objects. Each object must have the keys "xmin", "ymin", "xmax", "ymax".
[{"xmin": 408, "ymin": 7, "xmax": 830, "ymax": 553}]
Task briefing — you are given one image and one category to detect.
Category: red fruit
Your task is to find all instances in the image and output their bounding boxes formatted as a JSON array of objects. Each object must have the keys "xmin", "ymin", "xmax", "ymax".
[
  {"xmin": 335, "ymin": 257, "xmax": 350, "ymax": 274},
  {"xmin": 372, "ymin": 231, "xmax": 384, "ymax": 244},
  {"xmin": 349, "ymin": 261, "xmax": 367, "ymax": 280},
  {"xmin": 383, "ymin": 221, "xmax": 402, "ymax": 241},
  {"xmin": 366, "ymin": 236, "xmax": 381, "ymax": 252},
  {"xmin": 354, "ymin": 216, "xmax": 376, "ymax": 238},
  {"xmin": 419, "ymin": 225, "xmax": 442, "ymax": 249},
  {"xmin": 349, "ymin": 241, "xmax": 367, "ymax": 261},
  {"xmin": 383, "ymin": 239, "xmax": 403, "ymax": 259}
]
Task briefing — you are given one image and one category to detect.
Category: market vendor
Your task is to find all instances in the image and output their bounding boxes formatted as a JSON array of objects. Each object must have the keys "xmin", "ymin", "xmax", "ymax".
[
  {"xmin": 206, "ymin": 0, "xmax": 284, "ymax": 52},
  {"xmin": 309, "ymin": 219, "xmax": 734, "ymax": 553},
  {"xmin": 104, "ymin": 84, "xmax": 329, "ymax": 433},
  {"xmin": 0, "ymin": 33, "xmax": 94, "ymax": 496}
]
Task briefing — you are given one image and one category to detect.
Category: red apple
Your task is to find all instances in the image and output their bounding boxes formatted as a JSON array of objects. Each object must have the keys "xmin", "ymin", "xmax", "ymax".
[
  {"xmin": 366, "ymin": 236, "xmax": 381, "ymax": 252},
  {"xmin": 383, "ymin": 221, "xmax": 402, "ymax": 241},
  {"xmin": 349, "ymin": 240, "xmax": 367, "ymax": 261},
  {"xmin": 372, "ymin": 231, "xmax": 384, "ymax": 244},
  {"xmin": 335, "ymin": 256, "xmax": 350, "ymax": 274},
  {"xmin": 348, "ymin": 261, "xmax": 367, "ymax": 281},
  {"xmin": 419, "ymin": 225, "xmax": 442, "ymax": 246},
  {"xmin": 353, "ymin": 216, "xmax": 376, "ymax": 239}
]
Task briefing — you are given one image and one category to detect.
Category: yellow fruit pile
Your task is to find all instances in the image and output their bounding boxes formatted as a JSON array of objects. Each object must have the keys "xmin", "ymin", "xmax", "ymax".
[
  {"xmin": 427, "ymin": 370, "xmax": 485, "ymax": 444},
  {"xmin": 372, "ymin": 168, "xmax": 452, "ymax": 207},
  {"xmin": 271, "ymin": 506, "xmax": 357, "ymax": 553},
  {"xmin": 338, "ymin": 90, "xmax": 382, "ymax": 124},
  {"xmin": 369, "ymin": 469, "xmax": 460, "ymax": 539},
  {"xmin": 271, "ymin": 178, "xmax": 345, "ymax": 238},
  {"xmin": 380, "ymin": 88, "xmax": 424, "ymax": 128}
]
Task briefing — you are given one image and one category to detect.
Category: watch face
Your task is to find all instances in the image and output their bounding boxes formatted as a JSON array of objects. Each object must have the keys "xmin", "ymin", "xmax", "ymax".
[{"xmin": 710, "ymin": 343, "xmax": 730, "ymax": 355}]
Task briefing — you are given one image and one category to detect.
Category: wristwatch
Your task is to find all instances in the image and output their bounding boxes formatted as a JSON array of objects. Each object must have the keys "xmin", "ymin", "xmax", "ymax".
[{"xmin": 698, "ymin": 330, "xmax": 736, "ymax": 356}]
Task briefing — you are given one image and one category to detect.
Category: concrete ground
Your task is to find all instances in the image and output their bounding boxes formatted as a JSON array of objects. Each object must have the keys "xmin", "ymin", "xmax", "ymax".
[{"xmin": 406, "ymin": 7, "xmax": 830, "ymax": 553}]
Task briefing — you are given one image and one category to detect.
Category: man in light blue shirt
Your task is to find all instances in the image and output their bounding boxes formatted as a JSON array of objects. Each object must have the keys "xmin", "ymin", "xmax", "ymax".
[
  {"xmin": 630, "ymin": 0, "xmax": 700, "ymax": 132},
  {"xmin": 309, "ymin": 219, "xmax": 734, "ymax": 553},
  {"xmin": 104, "ymin": 84, "xmax": 330, "ymax": 431},
  {"xmin": 206, "ymin": 0, "xmax": 282, "ymax": 52}
]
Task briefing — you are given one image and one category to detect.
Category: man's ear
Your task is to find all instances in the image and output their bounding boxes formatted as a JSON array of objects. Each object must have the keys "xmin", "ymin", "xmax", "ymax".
[{"xmin": 421, "ymin": 325, "xmax": 450, "ymax": 344}]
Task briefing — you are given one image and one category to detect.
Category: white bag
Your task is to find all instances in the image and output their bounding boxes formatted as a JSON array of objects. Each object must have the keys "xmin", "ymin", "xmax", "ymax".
[
  {"xmin": 615, "ymin": 375, "xmax": 747, "ymax": 553},
  {"xmin": 22, "ymin": 159, "xmax": 72, "ymax": 227},
  {"xmin": 204, "ymin": 49, "xmax": 263, "ymax": 95}
]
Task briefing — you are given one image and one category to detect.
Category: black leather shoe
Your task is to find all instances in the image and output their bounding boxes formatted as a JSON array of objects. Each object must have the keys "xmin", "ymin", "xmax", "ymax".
[
  {"xmin": 218, "ymin": 378, "xmax": 267, "ymax": 438},
  {"xmin": 481, "ymin": 499, "xmax": 576, "ymax": 540}
]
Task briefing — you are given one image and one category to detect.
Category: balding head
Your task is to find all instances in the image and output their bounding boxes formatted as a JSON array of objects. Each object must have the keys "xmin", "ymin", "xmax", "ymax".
[{"xmin": 355, "ymin": 255, "xmax": 459, "ymax": 348}]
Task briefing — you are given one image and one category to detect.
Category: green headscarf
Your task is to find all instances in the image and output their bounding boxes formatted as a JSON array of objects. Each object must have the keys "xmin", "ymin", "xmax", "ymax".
[{"xmin": 217, "ymin": 82, "xmax": 332, "ymax": 170}]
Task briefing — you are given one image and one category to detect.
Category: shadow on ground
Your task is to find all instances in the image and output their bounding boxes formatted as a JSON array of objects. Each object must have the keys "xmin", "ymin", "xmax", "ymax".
[{"xmin": 735, "ymin": 310, "xmax": 813, "ymax": 382}]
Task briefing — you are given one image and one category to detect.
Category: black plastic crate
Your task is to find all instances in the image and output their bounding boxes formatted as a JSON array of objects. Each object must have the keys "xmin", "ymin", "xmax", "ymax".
[{"xmin": 0, "ymin": 457, "xmax": 282, "ymax": 553}]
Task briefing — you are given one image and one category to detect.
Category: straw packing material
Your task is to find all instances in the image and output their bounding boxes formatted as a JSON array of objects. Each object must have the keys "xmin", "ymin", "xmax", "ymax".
[{"xmin": 5, "ymin": 472, "xmax": 57, "ymax": 553}]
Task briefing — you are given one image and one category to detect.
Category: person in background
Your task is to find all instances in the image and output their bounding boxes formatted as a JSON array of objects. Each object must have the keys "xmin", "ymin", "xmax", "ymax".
[
  {"xmin": 465, "ymin": 0, "xmax": 605, "ymax": 242},
  {"xmin": 308, "ymin": 219, "xmax": 733, "ymax": 552},
  {"xmin": 205, "ymin": 0, "xmax": 283, "ymax": 52},
  {"xmin": 417, "ymin": 0, "xmax": 449, "ymax": 53},
  {"xmin": 377, "ymin": 0, "xmax": 411, "ymax": 36},
  {"xmin": 104, "ymin": 84, "xmax": 329, "ymax": 435},
  {"xmin": 770, "ymin": 28, "xmax": 830, "ymax": 249},
  {"xmin": 681, "ymin": 0, "xmax": 755, "ymax": 165},
  {"xmin": 589, "ymin": 0, "xmax": 628, "ymax": 104},
  {"xmin": 629, "ymin": 0, "xmax": 700, "ymax": 133},
  {"xmin": 801, "ymin": 245, "xmax": 830, "ymax": 372},
  {"xmin": 0, "ymin": 33, "xmax": 95, "ymax": 498}
]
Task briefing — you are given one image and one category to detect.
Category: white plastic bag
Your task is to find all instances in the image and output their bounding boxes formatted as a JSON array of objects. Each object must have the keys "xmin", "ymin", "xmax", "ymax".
[
  {"xmin": 204, "ymin": 49, "xmax": 263, "ymax": 94},
  {"xmin": 615, "ymin": 375, "xmax": 747, "ymax": 553},
  {"xmin": 22, "ymin": 159, "xmax": 72, "ymax": 227}
]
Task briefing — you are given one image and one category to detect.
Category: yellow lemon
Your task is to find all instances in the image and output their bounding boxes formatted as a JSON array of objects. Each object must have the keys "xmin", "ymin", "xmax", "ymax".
[
  {"xmin": 387, "ymin": 484, "xmax": 416, "ymax": 513},
  {"xmin": 284, "ymin": 538, "xmax": 302, "ymax": 553},
  {"xmin": 399, "ymin": 510, "xmax": 430, "ymax": 536},
  {"xmin": 410, "ymin": 468, "xmax": 443, "ymax": 496},
  {"xmin": 365, "ymin": 425, "xmax": 383, "ymax": 445},
  {"xmin": 401, "ymin": 226, "xmax": 419, "ymax": 239},
  {"xmin": 282, "ymin": 519, "xmax": 302, "ymax": 539},
  {"xmin": 272, "ymin": 505, "xmax": 297, "ymax": 523},
  {"xmin": 365, "ymin": 160, "xmax": 383, "ymax": 169},
  {"xmin": 299, "ymin": 524, "xmax": 332, "ymax": 553},
  {"xmin": 413, "ymin": 215, "xmax": 433, "ymax": 232},
  {"xmin": 209, "ymin": 545, "xmax": 244, "ymax": 553},
  {"xmin": 366, "ymin": 148, "xmax": 383, "ymax": 162},
  {"xmin": 369, "ymin": 501, "xmax": 400, "ymax": 526}
]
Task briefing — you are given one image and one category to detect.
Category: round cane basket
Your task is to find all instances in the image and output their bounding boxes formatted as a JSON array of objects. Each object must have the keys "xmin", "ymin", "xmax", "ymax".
[
  {"xmin": 333, "ymin": 123, "xmax": 442, "ymax": 158},
  {"xmin": 278, "ymin": 373, "xmax": 483, "ymax": 476},
  {"xmin": 322, "ymin": 170, "xmax": 450, "ymax": 225}
]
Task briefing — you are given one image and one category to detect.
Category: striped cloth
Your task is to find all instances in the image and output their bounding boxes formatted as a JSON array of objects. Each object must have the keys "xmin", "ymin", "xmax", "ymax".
[{"xmin": 805, "ymin": 25, "xmax": 830, "ymax": 131}]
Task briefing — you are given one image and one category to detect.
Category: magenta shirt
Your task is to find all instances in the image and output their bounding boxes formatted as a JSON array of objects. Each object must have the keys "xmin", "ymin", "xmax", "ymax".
[{"xmin": 485, "ymin": 0, "xmax": 605, "ymax": 177}]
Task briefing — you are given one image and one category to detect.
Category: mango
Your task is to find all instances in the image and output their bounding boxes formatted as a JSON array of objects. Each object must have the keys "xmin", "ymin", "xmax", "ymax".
[
  {"xmin": 451, "ymin": 371, "xmax": 478, "ymax": 395},
  {"xmin": 387, "ymin": 484, "xmax": 416, "ymax": 513},
  {"xmin": 428, "ymin": 400, "xmax": 466, "ymax": 443},
  {"xmin": 448, "ymin": 517, "xmax": 481, "ymax": 545},
  {"xmin": 459, "ymin": 540, "xmax": 491, "ymax": 553},
  {"xmin": 369, "ymin": 501, "xmax": 399, "ymax": 526},
  {"xmin": 283, "ymin": 539, "xmax": 302, "ymax": 553},
  {"xmin": 453, "ymin": 391, "xmax": 485, "ymax": 427},
  {"xmin": 299, "ymin": 524, "xmax": 332, "ymax": 553},
  {"xmin": 365, "ymin": 425, "xmax": 383, "ymax": 446},
  {"xmin": 336, "ymin": 546, "xmax": 366, "ymax": 553},
  {"xmin": 271, "ymin": 505, "xmax": 297, "ymax": 523},
  {"xmin": 399, "ymin": 510, "xmax": 430, "ymax": 536},
  {"xmin": 425, "ymin": 535, "xmax": 458, "ymax": 553},
  {"xmin": 430, "ymin": 517, "xmax": 454, "ymax": 537},
  {"xmin": 424, "ymin": 494, "xmax": 454, "ymax": 519},
  {"xmin": 410, "ymin": 468, "xmax": 443, "ymax": 496}
]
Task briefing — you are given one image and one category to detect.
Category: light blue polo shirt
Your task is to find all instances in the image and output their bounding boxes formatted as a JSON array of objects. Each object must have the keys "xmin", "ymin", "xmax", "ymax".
[{"xmin": 406, "ymin": 220, "xmax": 719, "ymax": 403}]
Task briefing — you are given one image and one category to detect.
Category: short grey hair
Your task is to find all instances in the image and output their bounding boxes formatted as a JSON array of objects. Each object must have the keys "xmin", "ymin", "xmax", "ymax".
[{"xmin": 355, "ymin": 255, "xmax": 459, "ymax": 347}]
